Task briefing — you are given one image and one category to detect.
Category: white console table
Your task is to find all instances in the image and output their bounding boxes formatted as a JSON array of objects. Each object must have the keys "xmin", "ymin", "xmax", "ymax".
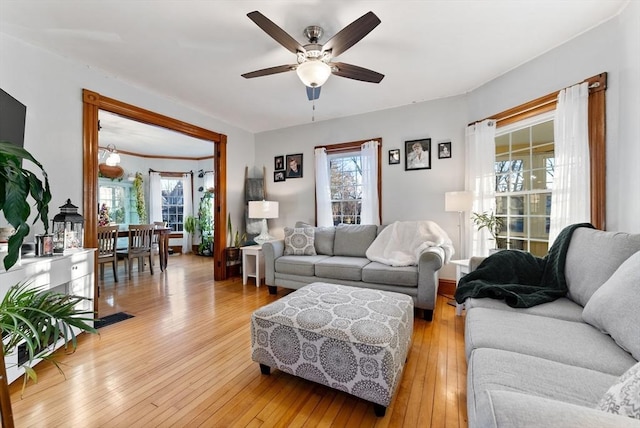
[
  {"xmin": 0, "ymin": 249, "xmax": 95, "ymax": 384},
  {"xmin": 450, "ymin": 259, "xmax": 470, "ymax": 316},
  {"xmin": 241, "ymin": 245, "xmax": 264, "ymax": 287}
]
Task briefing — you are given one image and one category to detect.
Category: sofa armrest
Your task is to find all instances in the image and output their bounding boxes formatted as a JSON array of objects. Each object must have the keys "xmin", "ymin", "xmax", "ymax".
[
  {"xmin": 469, "ymin": 256, "xmax": 486, "ymax": 272},
  {"xmin": 416, "ymin": 246, "xmax": 445, "ymax": 316},
  {"xmin": 262, "ymin": 240, "xmax": 284, "ymax": 286},
  {"xmin": 481, "ymin": 390, "xmax": 640, "ymax": 428}
]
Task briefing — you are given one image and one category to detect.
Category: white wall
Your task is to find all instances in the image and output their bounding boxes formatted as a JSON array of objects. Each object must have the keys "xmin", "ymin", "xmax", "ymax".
[
  {"xmin": 255, "ymin": 95, "xmax": 469, "ymax": 241},
  {"xmin": 467, "ymin": 3, "xmax": 640, "ymax": 233},
  {"xmin": 0, "ymin": 33, "xmax": 254, "ymax": 240}
]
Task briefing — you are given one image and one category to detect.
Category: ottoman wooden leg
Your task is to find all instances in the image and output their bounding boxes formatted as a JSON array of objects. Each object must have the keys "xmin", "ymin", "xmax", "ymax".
[
  {"xmin": 259, "ymin": 364, "xmax": 271, "ymax": 375},
  {"xmin": 373, "ymin": 404, "xmax": 386, "ymax": 417},
  {"xmin": 267, "ymin": 286, "xmax": 277, "ymax": 295}
]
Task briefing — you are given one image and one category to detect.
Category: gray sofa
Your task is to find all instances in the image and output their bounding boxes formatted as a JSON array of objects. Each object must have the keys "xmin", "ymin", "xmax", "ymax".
[
  {"xmin": 461, "ymin": 227, "xmax": 640, "ymax": 427},
  {"xmin": 262, "ymin": 223, "xmax": 446, "ymax": 320}
]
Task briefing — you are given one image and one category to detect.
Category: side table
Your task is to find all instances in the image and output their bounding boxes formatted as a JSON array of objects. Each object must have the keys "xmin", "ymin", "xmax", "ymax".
[
  {"xmin": 241, "ymin": 245, "xmax": 264, "ymax": 287},
  {"xmin": 450, "ymin": 259, "xmax": 470, "ymax": 316}
]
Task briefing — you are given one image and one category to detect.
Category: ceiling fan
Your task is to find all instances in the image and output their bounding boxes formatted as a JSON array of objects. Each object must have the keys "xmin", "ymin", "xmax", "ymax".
[{"xmin": 242, "ymin": 11, "xmax": 384, "ymax": 100}]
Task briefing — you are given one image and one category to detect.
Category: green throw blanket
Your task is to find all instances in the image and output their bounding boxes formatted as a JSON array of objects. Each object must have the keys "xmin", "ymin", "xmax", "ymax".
[{"xmin": 454, "ymin": 223, "xmax": 594, "ymax": 308}]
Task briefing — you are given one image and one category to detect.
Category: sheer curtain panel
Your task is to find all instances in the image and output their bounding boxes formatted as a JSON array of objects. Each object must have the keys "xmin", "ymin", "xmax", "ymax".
[
  {"xmin": 315, "ymin": 148, "xmax": 333, "ymax": 227},
  {"xmin": 182, "ymin": 173, "xmax": 194, "ymax": 253},
  {"xmin": 149, "ymin": 172, "xmax": 163, "ymax": 224},
  {"xmin": 465, "ymin": 119, "xmax": 497, "ymax": 256},
  {"xmin": 549, "ymin": 82, "xmax": 590, "ymax": 244},
  {"xmin": 360, "ymin": 140, "xmax": 380, "ymax": 225}
]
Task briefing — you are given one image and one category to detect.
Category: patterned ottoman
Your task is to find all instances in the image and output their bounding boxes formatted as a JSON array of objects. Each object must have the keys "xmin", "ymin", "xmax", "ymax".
[{"xmin": 250, "ymin": 282, "xmax": 414, "ymax": 416}]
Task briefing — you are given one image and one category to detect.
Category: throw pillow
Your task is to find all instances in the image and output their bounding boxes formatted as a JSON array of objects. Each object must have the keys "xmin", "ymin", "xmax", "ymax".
[
  {"xmin": 283, "ymin": 227, "xmax": 316, "ymax": 256},
  {"xmin": 597, "ymin": 361, "xmax": 640, "ymax": 419},
  {"xmin": 583, "ymin": 250, "xmax": 640, "ymax": 360}
]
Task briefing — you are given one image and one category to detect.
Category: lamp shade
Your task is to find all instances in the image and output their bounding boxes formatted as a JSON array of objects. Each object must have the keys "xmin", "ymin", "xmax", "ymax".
[
  {"xmin": 248, "ymin": 201, "xmax": 279, "ymax": 219},
  {"xmin": 445, "ymin": 191, "xmax": 473, "ymax": 212},
  {"xmin": 296, "ymin": 61, "xmax": 331, "ymax": 88}
]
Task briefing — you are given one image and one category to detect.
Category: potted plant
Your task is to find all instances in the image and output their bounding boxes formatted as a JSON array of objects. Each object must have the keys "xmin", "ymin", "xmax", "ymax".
[
  {"xmin": 471, "ymin": 211, "xmax": 506, "ymax": 250},
  {"xmin": 225, "ymin": 213, "xmax": 246, "ymax": 262},
  {"xmin": 197, "ymin": 193, "xmax": 214, "ymax": 256},
  {"xmin": 0, "ymin": 141, "xmax": 52, "ymax": 271},
  {"xmin": 184, "ymin": 215, "xmax": 198, "ymax": 254}
]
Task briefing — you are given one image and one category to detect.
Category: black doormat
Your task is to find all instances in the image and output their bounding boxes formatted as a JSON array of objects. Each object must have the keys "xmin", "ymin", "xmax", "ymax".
[{"xmin": 95, "ymin": 312, "xmax": 134, "ymax": 329}]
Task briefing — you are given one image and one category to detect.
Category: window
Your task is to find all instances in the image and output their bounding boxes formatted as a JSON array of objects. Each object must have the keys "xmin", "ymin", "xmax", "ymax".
[
  {"xmin": 494, "ymin": 115, "xmax": 554, "ymax": 256},
  {"xmin": 329, "ymin": 153, "xmax": 362, "ymax": 224},
  {"xmin": 161, "ymin": 178, "xmax": 184, "ymax": 231},
  {"xmin": 316, "ymin": 138, "xmax": 382, "ymax": 226},
  {"xmin": 98, "ymin": 179, "xmax": 139, "ymax": 226}
]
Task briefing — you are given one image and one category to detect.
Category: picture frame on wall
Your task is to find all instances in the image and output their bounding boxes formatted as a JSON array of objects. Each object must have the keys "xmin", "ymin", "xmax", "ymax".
[
  {"xmin": 274, "ymin": 155, "xmax": 284, "ymax": 171},
  {"xmin": 388, "ymin": 149, "xmax": 400, "ymax": 165},
  {"xmin": 405, "ymin": 138, "xmax": 431, "ymax": 170},
  {"xmin": 285, "ymin": 153, "xmax": 303, "ymax": 178},
  {"xmin": 438, "ymin": 142, "xmax": 452, "ymax": 159},
  {"xmin": 274, "ymin": 171, "xmax": 285, "ymax": 182}
]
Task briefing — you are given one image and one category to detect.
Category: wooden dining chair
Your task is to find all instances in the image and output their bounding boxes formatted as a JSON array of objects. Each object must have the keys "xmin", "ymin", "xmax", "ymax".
[
  {"xmin": 97, "ymin": 225, "xmax": 119, "ymax": 282},
  {"xmin": 116, "ymin": 224, "xmax": 154, "ymax": 279},
  {"xmin": 151, "ymin": 221, "xmax": 167, "ymax": 266}
]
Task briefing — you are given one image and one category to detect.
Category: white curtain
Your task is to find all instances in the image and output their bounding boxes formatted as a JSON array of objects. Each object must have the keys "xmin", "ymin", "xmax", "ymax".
[
  {"xmin": 315, "ymin": 148, "xmax": 333, "ymax": 227},
  {"xmin": 181, "ymin": 173, "xmax": 194, "ymax": 254},
  {"xmin": 465, "ymin": 119, "xmax": 497, "ymax": 257},
  {"xmin": 360, "ymin": 140, "xmax": 380, "ymax": 225},
  {"xmin": 549, "ymin": 82, "xmax": 590, "ymax": 244},
  {"xmin": 149, "ymin": 172, "xmax": 163, "ymax": 223}
]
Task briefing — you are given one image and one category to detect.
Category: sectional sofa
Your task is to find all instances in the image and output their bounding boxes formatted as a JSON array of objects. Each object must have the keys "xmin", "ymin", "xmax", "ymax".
[
  {"xmin": 262, "ymin": 222, "xmax": 451, "ymax": 320},
  {"xmin": 458, "ymin": 227, "xmax": 640, "ymax": 427}
]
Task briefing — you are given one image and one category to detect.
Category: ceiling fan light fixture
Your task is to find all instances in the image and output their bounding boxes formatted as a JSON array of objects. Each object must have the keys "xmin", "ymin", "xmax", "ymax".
[{"xmin": 296, "ymin": 60, "xmax": 331, "ymax": 88}]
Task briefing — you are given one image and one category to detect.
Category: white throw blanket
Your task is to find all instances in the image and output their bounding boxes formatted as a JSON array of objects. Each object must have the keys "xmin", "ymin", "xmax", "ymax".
[{"xmin": 366, "ymin": 221, "xmax": 454, "ymax": 266}]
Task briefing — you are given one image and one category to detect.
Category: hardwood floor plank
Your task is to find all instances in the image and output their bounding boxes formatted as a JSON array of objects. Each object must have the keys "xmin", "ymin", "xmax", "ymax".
[{"xmin": 7, "ymin": 254, "xmax": 468, "ymax": 427}]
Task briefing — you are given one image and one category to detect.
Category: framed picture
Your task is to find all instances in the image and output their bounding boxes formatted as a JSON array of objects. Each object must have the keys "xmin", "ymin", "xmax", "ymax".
[
  {"xmin": 388, "ymin": 149, "xmax": 400, "ymax": 165},
  {"xmin": 405, "ymin": 138, "xmax": 431, "ymax": 170},
  {"xmin": 285, "ymin": 153, "xmax": 303, "ymax": 178},
  {"xmin": 274, "ymin": 171, "xmax": 285, "ymax": 182},
  {"xmin": 274, "ymin": 155, "xmax": 284, "ymax": 171},
  {"xmin": 438, "ymin": 142, "xmax": 452, "ymax": 159}
]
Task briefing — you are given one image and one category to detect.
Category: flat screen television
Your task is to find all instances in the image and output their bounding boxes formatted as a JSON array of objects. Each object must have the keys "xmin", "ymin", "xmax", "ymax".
[{"xmin": 0, "ymin": 88, "xmax": 26, "ymax": 148}]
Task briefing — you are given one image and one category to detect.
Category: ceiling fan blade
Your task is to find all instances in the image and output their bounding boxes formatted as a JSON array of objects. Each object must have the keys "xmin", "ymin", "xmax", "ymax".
[
  {"xmin": 247, "ymin": 11, "xmax": 305, "ymax": 54},
  {"xmin": 242, "ymin": 64, "xmax": 297, "ymax": 79},
  {"xmin": 306, "ymin": 86, "xmax": 321, "ymax": 101},
  {"xmin": 322, "ymin": 11, "xmax": 380, "ymax": 57},
  {"xmin": 331, "ymin": 62, "xmax": 384, "ymax": 83}
]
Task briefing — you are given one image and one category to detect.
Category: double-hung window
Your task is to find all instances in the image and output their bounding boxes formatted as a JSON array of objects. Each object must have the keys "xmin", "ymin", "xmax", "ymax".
[
  {"xmin": 161, "ymin": 178, "xmax": 184, "ymax": 232},
  {"xmin": 494, "ymin": 114, "xmax": 554, "ymax": 256}
]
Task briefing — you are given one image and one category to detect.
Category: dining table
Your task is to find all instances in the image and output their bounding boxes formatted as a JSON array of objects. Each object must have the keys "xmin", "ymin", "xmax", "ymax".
[{"xmin": 116, "ymin": 226, "xmax": 171, "ymax": 272}]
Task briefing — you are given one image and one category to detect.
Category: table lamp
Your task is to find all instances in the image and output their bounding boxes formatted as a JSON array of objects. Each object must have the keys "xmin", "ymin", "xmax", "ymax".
[
  {"xmin": 248, "ymin": 200, "xmax": 279, "ymax": 246},
  {"xmin": 445, "ymin": 191, "xmax": 473, "ymax": 259}
]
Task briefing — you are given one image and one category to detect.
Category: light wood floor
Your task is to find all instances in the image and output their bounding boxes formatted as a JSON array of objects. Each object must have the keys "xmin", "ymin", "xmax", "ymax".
[{"xmin": 9, "ymin": 254, "xmax": 468, "ymax": 427}]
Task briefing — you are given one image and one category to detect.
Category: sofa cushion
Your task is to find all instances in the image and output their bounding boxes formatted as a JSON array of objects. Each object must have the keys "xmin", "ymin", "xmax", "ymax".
[
  {"xmin": 333, "ymin": 224, "xmax": 378, "ymax": 257},
  {"xmin": 583, "ymin": 250, "xmax": 640, "ymax": 360},
  {"xmin": 483, "ymin": 390, "xmax": 640, "ymax": 428},
  {"xmin": 565, "ymin": 228, "xmax": 640, "ymax": 307},
  {"xmin": 597, "ymin": 361, "xmax": 640, "ymax": 419},
  {"xmin": 284, "ymin": 227, "xmax": 317, "ymax": 256},
  {"xmin": 465, "ymin": 297, "xmax": 584, "ymax": 322},
  {"xmin": 276, "ymin": 255, "xmax": 330, "ymax": 276},
  {"xmin": 295, "ymin": 221, "xmax": 336, "ymax": 255},
  {"xmin": 465, "ymin": 308, "xmax": 637, "ymax": 375},
  {"xmin": 362, "ymin": 262, "xmax": 418, "ymax": 287},
  {"xmin": 467, "ymin": 348, "xmax": 618, "ymax": 425},
  {"xmin": 315, "ymin": 256, "xmax": 370, "ymax": 281}
]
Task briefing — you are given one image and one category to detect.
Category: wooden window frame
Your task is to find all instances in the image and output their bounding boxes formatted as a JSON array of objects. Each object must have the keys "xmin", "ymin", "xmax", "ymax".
[
  {"xmin": 314, "ymin": 138, "xmax": 383, "ymax": 225},
  {"xmin": 475, "ymin": 72, "xmax": 607, "ymax": 230}
]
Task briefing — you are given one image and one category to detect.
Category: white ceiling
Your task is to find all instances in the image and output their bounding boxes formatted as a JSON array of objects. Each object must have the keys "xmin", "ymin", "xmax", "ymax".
[{"xmin": 1, "ymin": 0, "xmax": 628, "ymax": 139}]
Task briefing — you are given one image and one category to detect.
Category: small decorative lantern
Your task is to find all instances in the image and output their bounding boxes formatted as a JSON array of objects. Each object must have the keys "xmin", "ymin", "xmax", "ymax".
[{"xmin": 52, "ymin": 199, "xmax": 84, "ymax": 253}]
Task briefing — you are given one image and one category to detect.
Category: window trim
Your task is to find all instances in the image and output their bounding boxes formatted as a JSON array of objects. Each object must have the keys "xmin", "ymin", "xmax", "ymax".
[
  {"xmin": 315, "ymin": 137, "xmax": 383, "ymax": 225},
  {"xmin": 472, "ymin": 72, "xmax": 607, "ymax": 230}
]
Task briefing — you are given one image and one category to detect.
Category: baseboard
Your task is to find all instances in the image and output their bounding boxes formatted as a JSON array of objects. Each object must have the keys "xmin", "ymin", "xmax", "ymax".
[{"xmin": 438, "ymin": 279, "xmax": 456, "ymax": 297}]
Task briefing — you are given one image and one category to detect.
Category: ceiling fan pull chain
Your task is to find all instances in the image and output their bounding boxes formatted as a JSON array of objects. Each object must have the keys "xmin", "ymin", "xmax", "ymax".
[{"xmin": 312, "ymin": 97, "xmax": 316, "ymax": 122}]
